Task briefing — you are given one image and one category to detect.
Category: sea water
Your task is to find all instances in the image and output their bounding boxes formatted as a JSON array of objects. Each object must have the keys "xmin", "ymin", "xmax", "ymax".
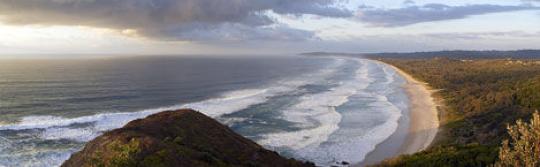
[{"xmin": 0, "ymin": 56, "xmax": 408, "ymax": 167}]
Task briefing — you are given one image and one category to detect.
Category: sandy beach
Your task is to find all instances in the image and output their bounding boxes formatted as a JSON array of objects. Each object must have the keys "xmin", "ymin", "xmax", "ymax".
[
  {"xmin": 392, "ymin": 64, "xmax": 439, "ymax": 154},
  {"xmin": 359, "ymin": 61, "xmax": 440, "ymax": 166}
]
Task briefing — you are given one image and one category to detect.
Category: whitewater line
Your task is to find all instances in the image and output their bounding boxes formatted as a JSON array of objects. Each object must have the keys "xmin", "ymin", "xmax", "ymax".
[{"xmin": 258, "ymin": 58, "xmax": 372, "ymax": 150}]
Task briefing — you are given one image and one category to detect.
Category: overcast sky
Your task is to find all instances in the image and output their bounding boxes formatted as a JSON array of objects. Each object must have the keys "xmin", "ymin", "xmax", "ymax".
[{"xmin": 0, "ymin": 0, "xmax": 539, "ymax": 56}]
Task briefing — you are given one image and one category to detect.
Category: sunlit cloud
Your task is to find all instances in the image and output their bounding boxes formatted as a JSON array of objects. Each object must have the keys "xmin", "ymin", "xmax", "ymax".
[
  {"xmin": 0, "ymin": 0, "xmax": 538, "ymax": 55},
  {"xmin": 0, "ymin": 0, "xmax": 350, "ymax": 41}
]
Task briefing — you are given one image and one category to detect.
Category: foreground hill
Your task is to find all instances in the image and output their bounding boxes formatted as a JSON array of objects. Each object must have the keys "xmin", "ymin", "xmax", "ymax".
[{"xmin": 62, "ymin": 109, "xmax": 314, "ymax": 167}]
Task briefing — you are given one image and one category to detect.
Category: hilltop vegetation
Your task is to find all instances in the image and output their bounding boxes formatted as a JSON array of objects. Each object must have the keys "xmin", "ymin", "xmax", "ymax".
[
  {"xmin": 375, "ymin": 58, "xmax": 540, "ymax": 166},
  {"xmin": 62, "ymin": 109, "xmax": 314, "ymax": 167}
]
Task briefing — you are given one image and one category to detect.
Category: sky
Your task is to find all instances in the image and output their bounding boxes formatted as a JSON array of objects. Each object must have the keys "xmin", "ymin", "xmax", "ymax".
[{"xmin": 0, "ymin": 0, "xmax": 539, "ymax": 57}]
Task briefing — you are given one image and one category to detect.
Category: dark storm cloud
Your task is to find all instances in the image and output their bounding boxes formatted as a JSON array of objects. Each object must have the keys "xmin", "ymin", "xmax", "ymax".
[
  {"xmin": 0, "ymin": 0, "xmax": 350, "ymax": 40},
  {"xmin": 357, "ymin": 3, "xmax": 540, "ymax": 27}
]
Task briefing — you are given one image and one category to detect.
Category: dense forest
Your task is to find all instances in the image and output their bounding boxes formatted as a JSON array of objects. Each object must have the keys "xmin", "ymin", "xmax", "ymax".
[
  {"xmin": 302, "ymin": 50, "xmax": 540, "ymax": 59},
  {"xmin": 367, "ymin": 50, "xmax": 540, "ymax": 59},
  {"xmin": 374, "ymin": 57, "xmax": 540, "ymax": 166}
]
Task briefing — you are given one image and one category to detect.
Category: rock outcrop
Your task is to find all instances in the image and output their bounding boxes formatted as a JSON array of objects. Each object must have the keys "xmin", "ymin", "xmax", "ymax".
[{"xmin": 62, "ymin": 109, "xmax": 314, "ymax": 167}]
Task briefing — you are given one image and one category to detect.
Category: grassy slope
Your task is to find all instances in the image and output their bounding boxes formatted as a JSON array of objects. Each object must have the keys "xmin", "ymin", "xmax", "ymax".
[{"xmin": 375, "ymin": 58, "xmax": 540, "ymax": 166}]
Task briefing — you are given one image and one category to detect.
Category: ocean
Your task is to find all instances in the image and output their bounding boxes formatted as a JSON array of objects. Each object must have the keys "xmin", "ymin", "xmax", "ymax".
[{"xmin": 0, "ymin": 56, "xmax": 409, "ymax": 167}]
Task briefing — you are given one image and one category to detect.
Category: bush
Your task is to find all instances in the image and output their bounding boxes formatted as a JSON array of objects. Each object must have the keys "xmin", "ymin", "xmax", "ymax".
[{"xmin": 496, "ymin": 111, "xmax": 540, "ymax": 167}]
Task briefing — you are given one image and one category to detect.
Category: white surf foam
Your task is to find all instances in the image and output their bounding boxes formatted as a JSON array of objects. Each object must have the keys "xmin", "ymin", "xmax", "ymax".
[
  {"xmin": 0, "ymin": 149, "xmax": 75, "ymax": 167},
  {"xmin": 0, "ymin": 136, "xmax": 11, "ymax": 153},
  {"xmin": 185, "ymin": 89, "xmax": 270, "ymax": 118},
  {"xmin": 0, "ymin": 57, "xmax": 408, "ymax": 167},
  {"xmin": 0, "ymin": 58, "xmax": 346, "ymax": 167},
  {"xmin": 258, "ymin": 58, "xmax": 406, "ymax": 166},
  {"xmin": 258, "ymin": 58, "xmax": 373, "ymax": 150},
  {"xmin": 1, "ymin": 88, "xmax": 276, "ymax": 167},
  {"xmin": 0, "ymin": 57, "xmax": 345, "ymax": 142},
  {"xmin": 294, "ymin": 61, "xmax": 404, "ymax": 166},
  {"xmin": 380, "ymin": 63, "xmax": 396, "ymax": 85},
  {"xmin": 191, "ymin": 58, "xmax": 346, "ymax": 119},
  {"xmin": 294, "ymin": 95, "xmax": 403, "ymax": 166},
  {"xmin": 0, "ymin": 88, "xmax": 271, "ymax": 143},
  {"xmin": 0, "ymin": 105, "xmax": 186, "ymax": 145},
  {"xmin": 328, "ymin": 94, "xmax": 402, "ymax": 164}
]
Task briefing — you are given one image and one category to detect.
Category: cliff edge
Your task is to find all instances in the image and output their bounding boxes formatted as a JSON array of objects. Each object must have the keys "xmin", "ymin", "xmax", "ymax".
[{"xmin": 62, "ymin": 109, "xmax": 314, "ymax": 167}]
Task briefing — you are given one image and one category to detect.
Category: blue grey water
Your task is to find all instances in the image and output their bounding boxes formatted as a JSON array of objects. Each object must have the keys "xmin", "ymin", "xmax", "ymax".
[{"xmin": 0, "ymin": 56, "xmax": 408, "ymax": 167}]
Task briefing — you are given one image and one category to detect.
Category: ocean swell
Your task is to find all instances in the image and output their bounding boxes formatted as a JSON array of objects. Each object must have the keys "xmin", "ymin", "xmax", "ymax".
[
  {"xmin": 0, "ymin": 57, "xmax": 409, "ymax": 167},
  {"xmin": 0, "ymin": 58, "xmax": 344, "ymax": 167},
  {"xmin": 258, "ymin": 58, "xmax": 407, "ymax": 166}
]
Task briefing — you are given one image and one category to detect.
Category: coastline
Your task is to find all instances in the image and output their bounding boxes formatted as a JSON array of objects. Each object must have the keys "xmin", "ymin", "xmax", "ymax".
[
  {"xmin": 392, "ymin": 63, "xmax": 439, "ymax": 154},
  {"xmin": 359, "ymin": 60, "xmax": 440, "ymax": 166}
]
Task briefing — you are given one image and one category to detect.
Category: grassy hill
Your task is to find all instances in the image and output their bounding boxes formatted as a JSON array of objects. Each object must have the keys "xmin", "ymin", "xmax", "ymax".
[{"xmin": 62, "ymin": 109, "xmax": 314, "ymax": 167}]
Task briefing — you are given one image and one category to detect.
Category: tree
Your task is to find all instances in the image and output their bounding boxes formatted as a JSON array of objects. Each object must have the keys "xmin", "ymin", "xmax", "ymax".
[{"xmin": 496, "ymin": 111, "xmax": 540, "ymax": 167}]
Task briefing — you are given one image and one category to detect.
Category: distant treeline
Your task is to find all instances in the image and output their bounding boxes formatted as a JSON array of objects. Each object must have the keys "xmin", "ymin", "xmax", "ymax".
[
  {"xmin": 374, "ymin": 58, "xmax": 540, "ymax": 167},
  {"xmin": 369, "ymin": 50, "xmax": 540, "ymax": 59},
  {"xmin": 302, "ymin": 50, "xmax": 540, "ymax": 59}
]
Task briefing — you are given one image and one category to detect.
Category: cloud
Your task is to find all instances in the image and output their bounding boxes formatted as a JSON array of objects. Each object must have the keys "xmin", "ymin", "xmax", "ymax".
[
  {"xmin": 425, "ymin": 31, "xmax": 540, "ymax": 40},
  {"xmin": 356, "ymin": 3, "xmax": 540, "ymax": 27},
  {"xmin": 168, "ymin": 23, "xmax": 317, "ymax": 41},
  {"xmin": 0, "ymin": 0, "xmax": 350, "ymax": 41}
]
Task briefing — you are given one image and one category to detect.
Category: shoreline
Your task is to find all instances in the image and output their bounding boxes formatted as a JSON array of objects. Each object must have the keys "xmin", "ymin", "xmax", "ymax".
[{"xmin": 358, "ymin": 61, "xmax": 440, "ymax": 166}]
